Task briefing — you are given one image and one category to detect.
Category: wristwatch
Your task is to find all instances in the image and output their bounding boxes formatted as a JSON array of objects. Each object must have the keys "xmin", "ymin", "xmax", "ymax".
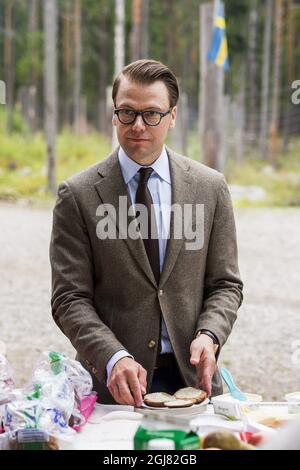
[{"xmin": 196, "ymin": 329, "xmax": 219, "ymax": 353}]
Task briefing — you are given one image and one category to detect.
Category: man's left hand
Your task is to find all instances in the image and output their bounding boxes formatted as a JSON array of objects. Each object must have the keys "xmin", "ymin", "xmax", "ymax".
[{"xmin": 190, "ymin": 334, "xmax": 218, "ymax": 397}]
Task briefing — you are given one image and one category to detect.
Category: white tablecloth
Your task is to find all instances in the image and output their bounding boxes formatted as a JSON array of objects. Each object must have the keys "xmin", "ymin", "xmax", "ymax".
[
  {"xmin": 66, "ymin": 403, "xmax": 248, "ymax": 450},
  {"xmin": 65, "ymin": 404, "xmax": 142, "ymax": 450}
]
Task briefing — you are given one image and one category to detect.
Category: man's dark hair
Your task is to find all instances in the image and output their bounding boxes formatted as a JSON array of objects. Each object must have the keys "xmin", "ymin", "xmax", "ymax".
[{"xmin": 112, "ymin": 59, "xmax": 179, "ymax": 107}]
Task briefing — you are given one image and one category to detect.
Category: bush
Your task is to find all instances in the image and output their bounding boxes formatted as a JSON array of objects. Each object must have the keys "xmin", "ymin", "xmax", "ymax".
[{"xmin": 0, "ymin": 127, "xmax": 111, "ymax": 201}]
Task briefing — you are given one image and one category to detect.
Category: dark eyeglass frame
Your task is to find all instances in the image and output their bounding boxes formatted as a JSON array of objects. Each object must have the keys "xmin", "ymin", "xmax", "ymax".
[{"xmin": 114, "ymin": 107, "xmax": 173, "ymax": 126}]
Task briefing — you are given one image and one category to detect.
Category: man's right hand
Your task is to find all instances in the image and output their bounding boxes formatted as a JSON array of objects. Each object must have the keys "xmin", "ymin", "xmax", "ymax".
[{"xmin": 107, "ymin": 357, "xmax": 147, "ymax": 407}]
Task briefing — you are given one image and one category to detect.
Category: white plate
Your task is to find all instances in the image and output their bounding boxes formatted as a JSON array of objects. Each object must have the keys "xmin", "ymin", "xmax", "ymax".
[{"xmin": 141, "ymin": 398, "xmax": 209, "ymax": 416}]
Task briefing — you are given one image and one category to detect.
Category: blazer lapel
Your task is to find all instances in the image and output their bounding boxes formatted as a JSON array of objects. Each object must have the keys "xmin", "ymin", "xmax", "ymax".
[
  {"xmin": 159, "ymin": 148, "xmax": 192, "ymax": 288},
  {"xmin": 94, "ymin": 149, "xmax": 157, "ymax": 287}
]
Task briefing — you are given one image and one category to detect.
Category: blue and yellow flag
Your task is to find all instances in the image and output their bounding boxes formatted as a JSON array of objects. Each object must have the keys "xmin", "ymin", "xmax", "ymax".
[{"xmin": 207, "ymin": 1, "xmax": 229, "ymax": 70}]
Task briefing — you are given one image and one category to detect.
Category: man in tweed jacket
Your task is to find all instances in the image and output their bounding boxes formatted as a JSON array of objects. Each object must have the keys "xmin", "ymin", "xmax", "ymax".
[{"xmin": 50, "ymin": 60, "xmax": 243, "ymax": 406}]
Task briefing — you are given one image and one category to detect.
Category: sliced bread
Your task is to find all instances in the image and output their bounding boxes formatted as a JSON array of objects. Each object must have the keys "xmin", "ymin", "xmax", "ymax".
[
  {"xmin": 165, "ymin": 399, "xmax": 195, "ymax": 408},
  {"xmin": 143, "ymin": 392, "xmax": 174, "ymax": 407},
  {"xmin": 174, "ymin": 387, "xmax": 207, "ymax": 403}
]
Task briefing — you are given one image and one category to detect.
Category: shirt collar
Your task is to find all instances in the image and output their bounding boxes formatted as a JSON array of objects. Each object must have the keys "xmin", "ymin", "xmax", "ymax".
[{"xmin": 118, "ymin": 146, "xmax": 171, "ymax": 185}]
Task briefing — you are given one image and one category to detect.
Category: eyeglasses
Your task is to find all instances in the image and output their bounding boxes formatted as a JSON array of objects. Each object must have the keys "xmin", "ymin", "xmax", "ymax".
[{"xmin": 114, "ymin": 108, "xmax": 172, "ymax": 126}]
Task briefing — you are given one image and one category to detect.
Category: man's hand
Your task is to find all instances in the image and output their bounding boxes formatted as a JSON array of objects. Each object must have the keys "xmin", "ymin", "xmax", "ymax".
[
  {"xmin": 107, "ymin": 357, "xmax": 147, "ymax": 407},
  {"xmin": 190, "ymin": 334, "xmax": 217, "ymax": 397}
]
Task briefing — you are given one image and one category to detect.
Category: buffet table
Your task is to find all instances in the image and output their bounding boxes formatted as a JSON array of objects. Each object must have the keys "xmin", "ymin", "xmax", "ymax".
[
  {"xmin": 69, "ymin": 404, "xmax": 141, "ymax": 450},
  {"xmin": 66, "ymin": 402, "xmax": 258, "ymax": 450}
]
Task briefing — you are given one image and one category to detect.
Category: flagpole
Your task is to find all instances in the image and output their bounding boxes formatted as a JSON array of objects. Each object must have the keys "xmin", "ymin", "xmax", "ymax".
[
  {"xmin": 213, "ymin": 0, "xmax": 219, "ymax": 18},
  {"xmin": 199, "ymin": 1, "xmax": 225, "ymax": 171}
]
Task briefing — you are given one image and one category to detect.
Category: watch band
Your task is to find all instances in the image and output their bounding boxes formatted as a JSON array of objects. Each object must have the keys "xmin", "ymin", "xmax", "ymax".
[
  {"xmin": 196, "ymin": 329, "xmax": 219, "ymax": 344},
  {"xmin": 196, "ymin": 329, "xmax": 219, "ymax": 354}
]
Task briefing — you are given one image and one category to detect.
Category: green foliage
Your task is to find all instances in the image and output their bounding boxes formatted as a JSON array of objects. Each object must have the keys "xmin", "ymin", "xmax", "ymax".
[
  {"xmin": 0, "ymin": 123, "xmax": 111, "ymax": 201},
  {"xmin": 0, "ymin": 121, "xmax": 299, "ymax": 207},
  {"xmin": 0, "ymin": 108, "xmax": 29, "ymax": 134},
  {"xmin": 56, "ymin": 128, "xmax": 111, "ymax": 181},
  {"xmin": 16, "ymin": 31, "xmax": 44, "ymax": 84},
  {"xmin": 0, "ymin": 0, "xmax": 300, "ymax": 207},
  {"xmin": 226, "ymin": 141, "xmax": 300, "ymax": 207},
  {"xmin": 149, "ymin": 0, "xmax": 200, "ymax": 102},
  {"xmin": 225, "ymin": 0, "xmax": 250, "ymax": 57}
]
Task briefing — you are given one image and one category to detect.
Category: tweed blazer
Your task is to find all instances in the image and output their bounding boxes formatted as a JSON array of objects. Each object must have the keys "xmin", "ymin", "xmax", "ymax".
[{"xmin": 50, "ymin": 147, "xmax": 243, "ymax": 403}]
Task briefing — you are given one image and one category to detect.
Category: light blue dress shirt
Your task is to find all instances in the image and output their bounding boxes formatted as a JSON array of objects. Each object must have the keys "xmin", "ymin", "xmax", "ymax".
[{"xmin": 106, "ymin": 145, "xmax": 174, "ymax": 384}]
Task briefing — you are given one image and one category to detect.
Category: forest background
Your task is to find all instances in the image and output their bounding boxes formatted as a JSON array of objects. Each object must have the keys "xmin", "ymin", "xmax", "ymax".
[
  {"xmin": 1, "ymin": 1, "xmax": 300, "ymax": 400},
  {"xmin": 0, "ymin": 0, "xmax": 300, "ymax": 206}
]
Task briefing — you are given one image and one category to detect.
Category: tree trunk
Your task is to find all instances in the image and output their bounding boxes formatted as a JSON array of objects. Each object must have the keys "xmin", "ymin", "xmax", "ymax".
[
  {"xmin": 140, "ymin": 0, "xmax": 149, "ymax": 58},
  {"xmin": 98, "ymin": 2, "xmax": 109, "ymax": 135},
  {"xmin": 113, "ymin": 0, "xmax": 126, "ymax": 149},
  {"xmin": 28, "ymin": 0, "xmax": 38, "ymax": 131},
  {"xmin": 63, "ymin": 0, "xmax": 72, "ymax": 126},
  {"xmin": 43, "ymin": 0, "xmax": 57, "ymax": 194},
  {"xmin": 282, "ymin": 0, "xmax": 295, "ymax": 152},
  {"xmin": 269, "ymin": 0, "xmax": 284, "ymax": 166},
  {"xmin": 115, "ymin": 0, "xmax": 125, "ymax": 76},
  {"xmin": 130, "ymin": 0, "xmax": 142, "ymax": 61},
  {"xmin": 259, "ymin": 0, "xmax": 273, "ymax": 157},
  {"xmin": 130, "ymin": 0, "xmax": 149, "ymax": 61},
  {"xmin": 4, "ymin": 0, "xmax": 15, "ymax": 134},
  {"xmin": 199, "ymin": 2, "xmax": 225, "ymax": 171},
  {"xmin": 247, "ymin": 0, "xmax": 258, "ymax": 144},
  {"xmin": 73, "ymin": 0, "xmax": 82, "ymax": 134},
  {"xmin": 235, "ymin": 66, "xmax": 246, "ymax": 164}
]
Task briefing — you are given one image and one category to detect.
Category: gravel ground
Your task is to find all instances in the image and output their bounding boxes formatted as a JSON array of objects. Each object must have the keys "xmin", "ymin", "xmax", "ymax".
[{"xmin": 1, "ymin": 202, "xmax": 300, "ymax": 400}]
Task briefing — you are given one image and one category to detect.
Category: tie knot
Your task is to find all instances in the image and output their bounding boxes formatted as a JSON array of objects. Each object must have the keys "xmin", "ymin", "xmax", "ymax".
[{"xmin": 138, "ymin": 167, "xmax": 153, "ymax": 184}]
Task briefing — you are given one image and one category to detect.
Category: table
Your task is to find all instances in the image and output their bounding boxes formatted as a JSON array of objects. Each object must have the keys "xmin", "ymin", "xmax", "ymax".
[{"xmin": 66, "ymin": 403, "xmax": 248, "ymax": 450}]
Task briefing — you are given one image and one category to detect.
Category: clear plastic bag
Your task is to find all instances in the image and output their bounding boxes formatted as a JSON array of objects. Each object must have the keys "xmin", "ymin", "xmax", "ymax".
[
  {"xmin": 3, "ymin": 399, "xmax": 75, "ymax": 441},
  {"xmin": 0, "ymin": 353, "xmax": 15, "ymax": 405},
  {"xmin": 2, "ymin": 351, "xmax": 96, "ymax": 440},
  {"xmin": 34, "ymin": 351, "xmax": 93, "ymax": 399},
  {"xmin": 26, "ymin": 372, "xmax": 75, "ymax": 424},
  {"xmin": 27, "ymin": 352, "xmax": 97, "ymax": 430}
]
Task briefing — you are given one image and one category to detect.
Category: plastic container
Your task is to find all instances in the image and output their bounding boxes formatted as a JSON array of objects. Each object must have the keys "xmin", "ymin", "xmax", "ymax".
[
  {"xmin": 211, "ymin": 393, "xmax": 263, "ymax": 420},
  {"xmin": 134, "ymin": 421, "xmax": 200, "ymax": 450},
  {"xmin": 284, "ymin": 392, "xmax": 300, "ymax": 414}
]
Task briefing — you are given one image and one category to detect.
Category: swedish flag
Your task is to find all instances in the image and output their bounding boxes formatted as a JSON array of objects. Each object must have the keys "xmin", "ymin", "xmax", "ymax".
[{"xmin": 208, "ymin": 1, "xmax": 229, "ymax": 70}]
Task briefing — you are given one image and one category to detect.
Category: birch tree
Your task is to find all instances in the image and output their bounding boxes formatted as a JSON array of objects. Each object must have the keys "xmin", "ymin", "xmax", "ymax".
[
  {"xmin": 63, "ymin": 0, "xmax": 72, "ymax": 126},
  {"xmin": 43, "ymin": 0, "xmax": 57, "ymax": 194},
  {"xmin": 28, "ymin": 0, "xmax": 38, "ymax": 131},
  {"xmin": 259, "ymin": 0, "xmax": 273, "ymax": 157},
  {"xmin": 4, "ymin": 0, "xmax": 15, "ymax": 133},
  {"xmin": 113, "ymin": 0, "xmax": 125, "ymax": 149},
  {"xmin": 282, "ymin": 0, "xmax": 295, "ymax": 152},
  {"xmin": 247, "ymin": 0, "xmax": 258, "ymax": 143},
  {"xmin": 269, "ymin": 0, "xmax": 284, "ymax": 166},
  {"xmin": 73, "ymin": 0, "xmax": 82, "ymax": 133}
]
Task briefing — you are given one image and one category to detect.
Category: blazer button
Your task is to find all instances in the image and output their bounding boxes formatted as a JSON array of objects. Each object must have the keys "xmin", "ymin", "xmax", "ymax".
[
  {"xmin": 148, "ymin": 340, "xmax": 156, "ymax": 349},
  {"xmin": 158, "ymin": 289, "xmax": 164, "ymax": 296}
]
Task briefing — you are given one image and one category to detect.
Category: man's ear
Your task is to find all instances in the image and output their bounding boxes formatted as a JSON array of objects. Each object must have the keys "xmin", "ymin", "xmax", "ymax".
[
  {"xmin": 169, "ymin": 119, "xmax": 176, "ymax": 129},
  {"xmin": 169, "ymin": 106, "xmax": 177, "ymax": 129}
]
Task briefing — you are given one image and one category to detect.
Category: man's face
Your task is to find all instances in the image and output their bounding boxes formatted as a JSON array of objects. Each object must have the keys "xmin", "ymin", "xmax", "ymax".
[{"xmin": 113, "ymin": 76, "xmax": 177, "ymax": 165}]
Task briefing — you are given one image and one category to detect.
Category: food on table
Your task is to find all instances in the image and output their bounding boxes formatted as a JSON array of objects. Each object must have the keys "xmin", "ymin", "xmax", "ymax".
[
  {"xmin": 202, "ymin": 431, "xmax": 255, "ymax": 450},
  {"xmin": 258, "ymin": 416, "xmax": 290, "ymax": 428},
  {"xmin": 174, "ymin": 387, "xmax": 207, "ymax": 404},
  {"xmin": 143, "ymin": 392, "xmax": 174, "ymax": 407},
  {"xmin": 248, "ymin": 431, "xmax": 270, "ymax": 446},
  {"xmin": 143, "ymin": 387, "xmax": 207, "ymax": 408},
  {"xmin": 204, "ymin": 447, "xmax": 221, "ymax": 450},
  {"xmin": 164, "ymin": 399, "xmax": 195, "ymax": 408}
]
